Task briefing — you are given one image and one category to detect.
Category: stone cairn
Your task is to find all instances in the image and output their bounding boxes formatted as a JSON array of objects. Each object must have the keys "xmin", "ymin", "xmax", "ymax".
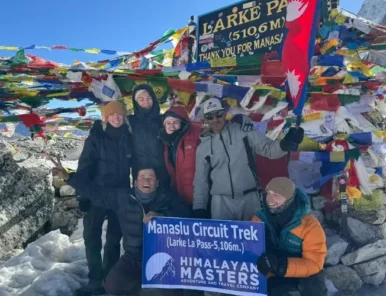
[{"xmin": 311, "ymin": 184, "xmax": 386, "ymax": 293}]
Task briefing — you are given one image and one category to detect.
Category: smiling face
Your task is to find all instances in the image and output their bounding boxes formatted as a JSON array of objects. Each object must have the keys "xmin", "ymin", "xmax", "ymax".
[
  {"xmin": 135, "ymin": 90, "xmax": 153, "ymax": 109},
  {"xmin": 266, "ymin": 190, "xmax": 287, "ymax": 210},
  {"xmin": 164, "ymin": 116, "xmax": 182, "ymax": 135},
  {"xmin": 136, "ymin": 169, "xmax": 158, "ymax": 193},
  {"xmin": 205, "ymin": 110, "xmax": 226, "ymax": 134},
  {"xmin": 107, "ymin": 113, "xmax": 124, "ymax": 128}
]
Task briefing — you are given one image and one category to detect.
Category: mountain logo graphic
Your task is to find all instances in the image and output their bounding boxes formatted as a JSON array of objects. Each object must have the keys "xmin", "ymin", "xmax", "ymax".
[{"xmin": 145, "ymin": 252, "xmax": 176, "ymax": 281}]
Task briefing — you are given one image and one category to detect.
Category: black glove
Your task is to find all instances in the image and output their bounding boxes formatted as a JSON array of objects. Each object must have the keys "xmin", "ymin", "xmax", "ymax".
[
  {"xmin": 193, "ymin": 209, "xmax": 209, "ymax": 219},
  {"xmin": 232, "ymin": 114, "xmax": 255, "ymax": 132},
  {"xmin": 280, "ymin": 127, "xmax": 304, "ymax": 151},
  {"xmin": 257, "ymin": 252, "xmax": 288, "ymax": 277},
  {"xmin": 79, "ymin": 200, "xmax": 91, "ymax": 212}
]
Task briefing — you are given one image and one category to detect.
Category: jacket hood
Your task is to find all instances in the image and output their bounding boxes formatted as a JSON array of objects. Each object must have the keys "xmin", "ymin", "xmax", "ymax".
[
  {"xmin": 293, "ymin": 188, "xmax": 311, "ymax": 217},
  {"xmin": 163, "ymin": 106, "xmax": 190, "ymax": 125},
  {"xmin": 159, "ymin": 106, "xmax": 191, "ymax": 145},
  {"xmin": 132, "ymin": 84, "xmax": 160, "ymax": 118},
  {"xmin": 89, "ymin": 120, "xmax": 103, "ymax": 136}
]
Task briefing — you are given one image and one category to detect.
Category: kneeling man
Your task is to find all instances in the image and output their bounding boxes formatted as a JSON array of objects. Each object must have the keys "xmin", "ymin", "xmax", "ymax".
[{"xmin": 72, "ymin": 167, "xmax": 189, "ymax": 295}]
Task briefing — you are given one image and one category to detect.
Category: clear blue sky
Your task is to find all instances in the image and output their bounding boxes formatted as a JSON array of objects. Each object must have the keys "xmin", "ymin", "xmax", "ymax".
[
  {"xmin": 0, "ymin": 0, "xmax": 365, "ymax": 65},
  {"xmin": 0, "ymin": 0, "xmax": 365, "ymax": 114}
]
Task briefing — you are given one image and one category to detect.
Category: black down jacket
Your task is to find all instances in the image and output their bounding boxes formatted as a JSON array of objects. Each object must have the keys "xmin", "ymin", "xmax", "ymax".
[
  {"xmin": 67, "ymin": 120, "xmax": 133, "ymax": 193},
  {"xmin": 128, "ymin": 84, "xmax": 169, "ymax": 187},
  {"xmin": 69, "ymin": 176, "xmax": 190, "ymax": 259}
]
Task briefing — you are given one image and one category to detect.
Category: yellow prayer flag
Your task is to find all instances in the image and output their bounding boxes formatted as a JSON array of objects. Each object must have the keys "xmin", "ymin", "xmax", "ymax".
[
  {"xmin": 342, "ymin": 73, "xmax": 356, "ymax": 84},
  {"xmin": 254, "ymin": 85, "xmax": 286, "ymax": 100},
  {"xmin": 162, "ymin": 49, "xmax": 174, "ymax": 67},
  {"xmin": 47, "ymin": 92, "xmax": 70, "ymax": 98},
  {"xmin": 0, "ymin": 46, "xmax": 19, "ymax": 51},
  {"xmin": 330, "ymin": 9, "xmax": 339, "ymax": 18},
  {"xmin": 370, "ymin": 174, "xmax": 379, "ymax": 183},
  {"xmin": 374, "ymin": 130, "xmax": 386, "ymax": 140},
  {"xmin": 85, "ymin": 48, "xmax": 101, "ymax": 54},
  {"xmin": 347, "ymin": 61, "xmax": 373, "ymax": 77},
  {"xmin": 330, "ymin": 151, "xmax": 345, "ymax": 162},
  {"xmin": 122, "ymin": 96, "xmax": 134, "ymax": 111},
  {"xmin": 224, "ymin": 98, "xmax": 238, "ymax": 107},
  {"xmin": 320, "ymin": 39, "xmax": 339, "ymax": 55},
  {"xmin": 347, "ymin": 186, "xmax": 361, "ymax": 200},
  {"xmin": 171, "ymin": 27, "xmax": 188, "ymax": 47},
  {"xmin": 303, "ymin": 112, "xmax": 323, "ymax": 122},
  {"xmin": 176, "ymin": 91, "xmax": 191, "ymax": 106},
  {"xmin": 210, "ymin": 57, "xmax": 237, "ymax": 68},
  {"xmin": 335, "ymin": 14, "xmax": 347, "ymax": 25},
  {"xmin": 297, "ymin": 137, "xmax": 320, "ymax": 151}
]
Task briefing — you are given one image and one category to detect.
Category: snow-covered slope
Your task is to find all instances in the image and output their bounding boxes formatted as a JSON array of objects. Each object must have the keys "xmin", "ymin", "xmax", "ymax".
[{"xmin": 0, "ymin": 220, "xmax": 88, "ymax": 296}]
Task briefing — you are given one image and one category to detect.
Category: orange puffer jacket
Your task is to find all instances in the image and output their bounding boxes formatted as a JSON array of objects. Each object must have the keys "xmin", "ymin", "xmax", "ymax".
[{"xmin": 252, "ymin": 189, "xmax": 327, "ymax": 278}]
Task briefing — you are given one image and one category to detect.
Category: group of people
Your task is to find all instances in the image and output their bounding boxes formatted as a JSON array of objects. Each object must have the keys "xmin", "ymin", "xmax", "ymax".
[{"xmin": 52, "ymin": 84, "xmax": 328, "ymax": 296}]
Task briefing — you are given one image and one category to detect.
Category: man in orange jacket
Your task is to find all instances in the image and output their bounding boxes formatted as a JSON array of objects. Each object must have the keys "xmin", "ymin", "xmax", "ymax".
[{"xmin": 252, "ymin": 177, "xmax": 327, "ymax": 296}]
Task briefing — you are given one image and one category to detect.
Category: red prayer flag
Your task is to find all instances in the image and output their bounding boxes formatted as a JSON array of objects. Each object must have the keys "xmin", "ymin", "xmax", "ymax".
[
  {"xmin": 310, "ymin": 93, "xmax": 340, "ymax": 112},
  {"xmin": 19, "ymin": 113, "xmax": 43, "ymax": 128}
]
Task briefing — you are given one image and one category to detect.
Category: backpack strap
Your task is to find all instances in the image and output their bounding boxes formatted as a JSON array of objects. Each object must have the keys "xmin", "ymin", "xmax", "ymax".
[
  {"xmin": 243, "ymin": 136, "xmax": 260, "ymax": 187},
  {"xmin": 204, "ymin": 155, "xmax": 213, "ymax": 218}
]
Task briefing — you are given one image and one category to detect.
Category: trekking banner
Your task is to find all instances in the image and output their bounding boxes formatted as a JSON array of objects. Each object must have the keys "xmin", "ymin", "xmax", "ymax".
[
  {"xmin": 196, "ymin": 0, "xmax": 287, "ymax": 62},
  {"xmin": 142, "ymin": 217, "xmax": 267, "ymax": 296}
]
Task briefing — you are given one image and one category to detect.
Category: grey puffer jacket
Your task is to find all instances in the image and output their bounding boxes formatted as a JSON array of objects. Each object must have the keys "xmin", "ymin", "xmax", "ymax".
[{"xmin": 193, "ymin": 121, "xmax": 286, "ymax": 210}]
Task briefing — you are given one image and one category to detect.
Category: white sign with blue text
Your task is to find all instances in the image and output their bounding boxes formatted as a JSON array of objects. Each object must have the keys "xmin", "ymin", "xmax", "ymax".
[{"xmin": 142, "ymin": 217, "xmax": 267, "ymax": 296}]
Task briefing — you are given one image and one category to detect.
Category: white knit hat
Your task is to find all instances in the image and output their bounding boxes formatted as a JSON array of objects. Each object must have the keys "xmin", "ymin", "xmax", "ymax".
[{"xmin": 135, "ymin": 89, "xmax": 149, "ymax": 101}]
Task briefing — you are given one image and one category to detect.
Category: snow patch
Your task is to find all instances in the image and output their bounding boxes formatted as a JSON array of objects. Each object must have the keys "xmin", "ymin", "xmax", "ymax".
[{"xmin": 0, "ymin": 220, "xmax": 92, "ymax": 295}]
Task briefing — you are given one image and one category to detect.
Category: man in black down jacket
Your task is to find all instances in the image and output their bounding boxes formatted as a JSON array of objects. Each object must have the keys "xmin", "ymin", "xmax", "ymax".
[
  {"xmin": 70, "ymin": 167, "xmax": 190, "ymax": 296},
  {"xmin": 129, "ymin": 84, "xmax": 169, "ymax": 189},
  {"xmin": 55, "ymin": 101, "xmax": 132, "ymax": 296}
]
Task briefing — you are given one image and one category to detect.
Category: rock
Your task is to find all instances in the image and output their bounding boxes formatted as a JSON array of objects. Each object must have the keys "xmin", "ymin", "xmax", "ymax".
[
  {"xmin": 311, "ymin": 210, "xmax": 324, "ymax": 225},
  {"xmin": 353, "ymin": 255, "xmax": 386, "ymax": 276},
  {"xmin": 60, "ymin": 185, "xmax": 76, "ymax": 197},
  {"xmin": 0, "ymin": 142, "xmax": 54, "ymax": 258},
  {"xmin": 3, "ymin": 137, "xmax": 84, "ymax": 160},
  {"xmin": 349, "ymin": 208, "xmax": 386, "ymax": 225},
  {"xmin": 358, "ymin": 0, "xmax": 386, "ymax": 26},
  {"xmin": 361, "ymin": 152, "xmax": 378, "ymax": 168},
  {"xmin": 325, "ymin": 230, "xmax": 349, "ymax": 266},
  {"xmin": 325, "ymin": 265, "xmax": 363, "ymax": 293},
  {"xmin": 58, "ymin": 198, "xmax": 80, "ymax": 211},
  {"xmin": 0, "ymin": 248, "xmax": 23, "ymax": 261},
  {"xmin": 347, "ymin": 217, "xmax": 386, "ymax": 247},
  {"xmin": 362, "ymin": 272, "xmax": 386, "ymax": 287},
  {"xmin": 312, "ymin": 195, "xmax": 326, "ymax": 210},
  {"xmin": 50, "ymin": 211, "xmax": 79, "ymax": 236},
  {"xmin": 342, "ymin": 240, "xmax": 386, "ymax": 266},
  {"xmin": 52, "ymin": 176, "xmax": 66, "ymax": 189},
  {"xmin": 65, "ymin": 141, "xmax": 85, "ymax": 161},
  {"xmin": 51, "ymin": 196, "xmax": 82, "ymax": 236}
]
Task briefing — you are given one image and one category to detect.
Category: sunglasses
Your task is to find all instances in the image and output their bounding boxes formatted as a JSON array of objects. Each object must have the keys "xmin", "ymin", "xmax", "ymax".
[{"xmin": 204, "ymin": 110, "xmax": 225, "ymax": 120}]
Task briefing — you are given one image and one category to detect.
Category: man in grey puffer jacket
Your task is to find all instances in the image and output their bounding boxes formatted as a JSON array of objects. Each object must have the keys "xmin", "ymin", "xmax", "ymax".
[{"xmin": 193, "ymin": 97, "xmax": 304, "ymax": 222}]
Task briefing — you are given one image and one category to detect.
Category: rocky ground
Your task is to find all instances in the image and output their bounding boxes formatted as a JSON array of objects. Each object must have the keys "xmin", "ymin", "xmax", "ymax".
[{"xmin": 0, "ymin": 137, "xmax": 83, "ymax": 261}]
